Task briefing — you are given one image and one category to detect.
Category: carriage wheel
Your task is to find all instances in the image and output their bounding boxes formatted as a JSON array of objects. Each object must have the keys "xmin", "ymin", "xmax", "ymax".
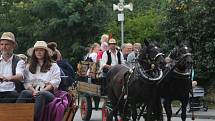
[
  {"xmin": 102, "ymin": 102, "xmax": 122, "ymax": 121},
  {"xmin": 102, "ymin": 105, "xmax": 109, "ymax": 121},
  {"xmin": 203, "ymin": 106, "xmax": 208, "ymax": 111},
  {"xmin": 80, "ymin": 96, "xmax": 92, "ymax": 121}
]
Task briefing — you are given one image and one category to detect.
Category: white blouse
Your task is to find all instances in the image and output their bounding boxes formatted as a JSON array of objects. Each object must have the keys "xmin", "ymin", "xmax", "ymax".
[
  {"xmin": 89, "ymin": 52, "xmax": 97, "ymax": 62},
  {"xmin": 24, "ymin": 63, "xmax": 61, "ymax": 90}
]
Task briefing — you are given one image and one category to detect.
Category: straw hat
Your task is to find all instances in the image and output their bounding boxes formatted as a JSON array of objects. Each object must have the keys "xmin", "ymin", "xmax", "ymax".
[
  {"xmin": 27, "ymin": 41, "xmax": 53, "ymax": 56},
  {"xmin": 0, "ymin": 32, "xmax": 17, "ymax": 46},
  {"xmin": 108, "ymin": 38, "xmax": 117, "ymax": 44}
]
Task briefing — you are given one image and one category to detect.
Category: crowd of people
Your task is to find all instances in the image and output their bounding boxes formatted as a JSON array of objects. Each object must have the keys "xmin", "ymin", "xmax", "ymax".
[
  {"xmin": 83, "ymin": 34, "xmax": 142, "ymax": 78},
  {"xmin": 0, "ymin": 31, "xmax": 197, "ymax": 121},
  {"xmin": 83, "ymin": 33, "xmax": 198, "ymax": 88}
]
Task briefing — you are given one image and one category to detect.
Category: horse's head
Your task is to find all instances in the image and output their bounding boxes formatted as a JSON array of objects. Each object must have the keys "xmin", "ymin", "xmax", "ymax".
[
  {"xmin": 171, "ymin": 41, "xmax": 193, "ymax": 72},
  {"xmin": 138, "ymin": 40, "xmax": 165, "ymax": 70},
  {"xmin": 137, "ymin": 40, "xmax": 165, "ymax": 81}
]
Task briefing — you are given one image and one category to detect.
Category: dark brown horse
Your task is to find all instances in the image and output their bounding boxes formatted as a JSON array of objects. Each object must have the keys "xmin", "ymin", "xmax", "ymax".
[
  {"xmin": 106, "ymin": 41, "xmax": 165, "ymax": 121},
  {"xmin": 160, "ymin": 41, "xmax": 193, "ymax": 121}
]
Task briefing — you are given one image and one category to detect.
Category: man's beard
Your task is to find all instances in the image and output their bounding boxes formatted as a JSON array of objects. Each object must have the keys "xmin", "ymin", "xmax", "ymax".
[{"xmin": 1, "ymin": 51, "xmax": 13, "ymax": 57}]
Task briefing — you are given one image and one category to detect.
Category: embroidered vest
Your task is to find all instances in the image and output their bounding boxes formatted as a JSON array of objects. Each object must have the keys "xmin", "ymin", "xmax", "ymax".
[{"xmin": 106, "ymin": 50, "xmax": 121, "ymax": 65}]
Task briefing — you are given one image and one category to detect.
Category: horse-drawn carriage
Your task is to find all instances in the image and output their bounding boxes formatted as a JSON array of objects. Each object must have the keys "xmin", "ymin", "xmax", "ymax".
[
  {"xmin": 75, "ymin": 40, "xmax": 199, "ymax": 121},
  {"xmin": 76, "ymin": 61, "xmax": 111, "ymax": 121},
  {"xmin": 76, "ymin": 41, "xmax": 166, "ymax": 121}
]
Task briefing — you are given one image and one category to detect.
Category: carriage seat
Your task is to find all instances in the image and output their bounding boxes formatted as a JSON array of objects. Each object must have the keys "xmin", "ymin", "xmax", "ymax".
[{"xmin": 77, "ymin": 61, "xmax": 100, "ymax": 83}]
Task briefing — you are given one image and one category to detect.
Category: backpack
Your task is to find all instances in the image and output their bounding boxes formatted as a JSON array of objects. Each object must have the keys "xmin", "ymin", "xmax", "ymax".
[
  {"xmin": 57, "ymin": 59, "xmax": 75, "ymax": 91},
  {"xmin": 40, "ymin": 90, "xmax": 72, "ymax": 121}
]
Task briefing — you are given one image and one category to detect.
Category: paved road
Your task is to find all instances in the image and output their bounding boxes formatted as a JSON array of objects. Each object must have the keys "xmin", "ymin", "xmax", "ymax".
[
  {"xmin": 74, "ymin": 101, "xmax": 215, "ymax": 121},
  {"xmin": 73, "ymin": 100, "xmax": 215, "ymax": 121},
  {"xmin": 74, "ymin": 108, "xmax": 215, "ymax": 121}
]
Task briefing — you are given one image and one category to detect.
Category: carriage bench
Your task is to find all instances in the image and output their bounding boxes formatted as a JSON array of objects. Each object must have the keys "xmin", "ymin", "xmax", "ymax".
[{"xmin": 0, "ymin": 103, "xmax": 34, "ymax": 121}]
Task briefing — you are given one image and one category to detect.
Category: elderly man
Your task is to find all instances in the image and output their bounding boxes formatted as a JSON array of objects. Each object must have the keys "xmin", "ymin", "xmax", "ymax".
[
  {"xmin": 121, "ymin": 43, "xmax": 133, "ymax": 61},
  {"xmin": 127, "ymin": 43, "xmax": 141, "ymax": 63},
  {"xmin": 0, "ymin": 32, "xmax": 25, "ymax": 103}
]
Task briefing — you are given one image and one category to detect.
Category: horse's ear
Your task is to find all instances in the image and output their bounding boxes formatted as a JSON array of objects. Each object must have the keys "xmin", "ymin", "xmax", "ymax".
[
  {"xmin": 176, "ymin": 40, "xmax": 180, "ymax": 46},
  {"xmin": 144, "ymin": 39, "xmax": 149, "ymax": 47},
  {"xmin": 189, "ymin": 40, "xmax": 193, "ymax": 50},
  {"xmin": 153, "ymin": 40, "xmax": 158, "ymax": 45},
  {"xmin": 184, "ymin": 40, "xmax": 190, "ymax": 46}
]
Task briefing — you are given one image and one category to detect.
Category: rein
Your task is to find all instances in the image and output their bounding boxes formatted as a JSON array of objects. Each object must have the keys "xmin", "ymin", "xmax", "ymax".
[
  {"xmin": 156, "ymin": 53, "xmax": 192, "ymax": 85},
  {"xmin": 138, "ymin": 65, "xmax": 163, "ymax": 82},
  {"xmin": 153, "ymin": 53, "xmax": 164, "ymax": 61},
  {"xmin": 135, "ymin": 50, "xmax": 164, "ymax": 83},
  {"xmin": 173, "ymin": 68, "xmax": 191, "ymax": 76}
]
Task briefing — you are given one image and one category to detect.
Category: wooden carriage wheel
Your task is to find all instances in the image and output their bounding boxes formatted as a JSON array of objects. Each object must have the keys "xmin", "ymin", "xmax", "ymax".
[
  {"xmin": 80, "ymin": 96, "xmax": 92, "ymax": 121},
  {"xmin": 102, "ymin": 105, "xmax": 109, "ymax": 121}
]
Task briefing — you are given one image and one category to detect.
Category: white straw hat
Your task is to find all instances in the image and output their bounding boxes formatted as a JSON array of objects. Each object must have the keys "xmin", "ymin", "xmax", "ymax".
[
  {"xmin": 0, "ymin": 32, "xmax": 17, "ymax": 46},
  {"xmin": 108, "ymin": 38, "xmax": 117, "ymax": 44},
  {"xmin": 27, "ymin": 41, "xmax": 53, "ymax": 56}
]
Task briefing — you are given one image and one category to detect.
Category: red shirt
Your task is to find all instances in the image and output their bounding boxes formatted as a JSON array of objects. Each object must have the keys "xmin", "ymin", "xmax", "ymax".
[{"xmin": 96, "ymin": 51, "xmax": 103, "ymax": 61}]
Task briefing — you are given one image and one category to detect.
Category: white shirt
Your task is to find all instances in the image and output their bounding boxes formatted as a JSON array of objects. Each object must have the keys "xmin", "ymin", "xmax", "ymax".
[
  {"xmin": 0, "ymin": 55, "xmax": 25, "ymax": 92},
  {"xmin": 24, "ymin": 63, "xmax": 61, "ymax": 90},
  {"xmin": 100, "ymin": 49, "xmax": 124, "ymax": 69},
  {"xmin": 89, "ymin": 52, "xmax": 97, "ymax": 62},
  {"xmin": 127, "ymin": 51, "xmax": 137, "ymax": 63}
]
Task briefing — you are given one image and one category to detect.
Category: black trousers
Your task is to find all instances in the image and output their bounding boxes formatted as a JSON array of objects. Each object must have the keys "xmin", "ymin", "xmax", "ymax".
[{"xmin": 0, "ymin": 91, "xmax": 20, "ymax": 103}]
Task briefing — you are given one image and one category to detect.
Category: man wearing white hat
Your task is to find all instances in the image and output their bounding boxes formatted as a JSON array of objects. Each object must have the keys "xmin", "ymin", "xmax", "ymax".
[
  {"xmin": 100, "ymin": 38, "xmax": 125, "ymax": 72},
  {"xmin": 100, "ymin": 38, "xmax": 124, "ymax": 95},
  {"xmin": 0, "ymin": 32, "xmax": 25, "ymax": 103}
]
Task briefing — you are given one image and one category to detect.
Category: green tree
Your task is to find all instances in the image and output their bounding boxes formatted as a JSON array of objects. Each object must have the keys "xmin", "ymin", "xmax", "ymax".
[
  {"xmin": 107, "ymin": 10, "xmax": 165, "ymax": 44},
  {"xmin": 106, "ymin": 0, "xmax": 167, "ymax": 44},
  {"xmin": 0, "ymin": 0, "xmax": 112, "ymax": 65},
  {"xmin": 186, "ymin": 0, "xmax": 215, "ymax": 85},
  {"xmin": 163, "ymin": 0, "xmax": 215, "ymax": 86}
]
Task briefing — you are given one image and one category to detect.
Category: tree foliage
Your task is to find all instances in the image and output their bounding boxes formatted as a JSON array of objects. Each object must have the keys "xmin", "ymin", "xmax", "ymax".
[
  {"xmin": 107, "ymin": 10, "xmax": 165, "ymax": 44},
  {"xmin": 106, "ymin": 0, "xmax": 167, "ymax": 44},
  {"xmin": 0, "ymin": 0, "xmax": 214, "ymax": 87},
  {"xmin": 163, "ymin": 0, "xmax": 215, "ymax": 85},
  {"xmin": 186, "ymin": 0, "xmax": 215, "ymax": 84},
  {"xmin": 0, "ymin": 0, "xmax": 112, "ymax": 65}
]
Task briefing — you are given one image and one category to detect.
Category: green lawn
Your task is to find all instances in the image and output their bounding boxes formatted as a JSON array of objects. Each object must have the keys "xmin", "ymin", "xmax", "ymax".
[{"xmin": 171, "ymin": 100, "xmax": 215, "ymax": 109}]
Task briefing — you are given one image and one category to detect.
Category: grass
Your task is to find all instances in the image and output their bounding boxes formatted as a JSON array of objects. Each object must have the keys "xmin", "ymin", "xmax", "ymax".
[
  {"xmin": 170, "ymin": 100, "xmax": 215, "ymax": 109},
  {"xmin": 207, "ymin": 102, "xmax": 215, "ymax": 109}
]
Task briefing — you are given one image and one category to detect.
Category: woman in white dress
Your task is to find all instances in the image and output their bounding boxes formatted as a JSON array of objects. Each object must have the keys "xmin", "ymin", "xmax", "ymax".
[{"xmin": 16, "ymin": 41, "xmax": 61, "ymax": 121}]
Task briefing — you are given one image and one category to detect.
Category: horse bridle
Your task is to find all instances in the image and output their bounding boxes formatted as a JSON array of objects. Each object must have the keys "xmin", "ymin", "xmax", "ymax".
[
  {"xmin": 149, "ymin": 46, "xmax": 165, "ymax": 61},
  {"xmin": 137, "ymin": 45, "xmax": 164, "ymax": 82},
  {"xmin": 137, "ymin": 63, "xmax": 163, "ymax": 82},
  {"xmin": 173, "ymin": 46, "xmax": 193, "ymax": 76}
]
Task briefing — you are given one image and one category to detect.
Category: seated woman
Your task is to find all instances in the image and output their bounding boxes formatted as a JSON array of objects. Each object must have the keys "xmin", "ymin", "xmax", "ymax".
[
  {"xmin": 16, "ymin": 41, "xmax": 61, "ymax": 121},
  {"xmin": 88, "ymin": 43, "xmax": 100, "ymax": 63}
]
